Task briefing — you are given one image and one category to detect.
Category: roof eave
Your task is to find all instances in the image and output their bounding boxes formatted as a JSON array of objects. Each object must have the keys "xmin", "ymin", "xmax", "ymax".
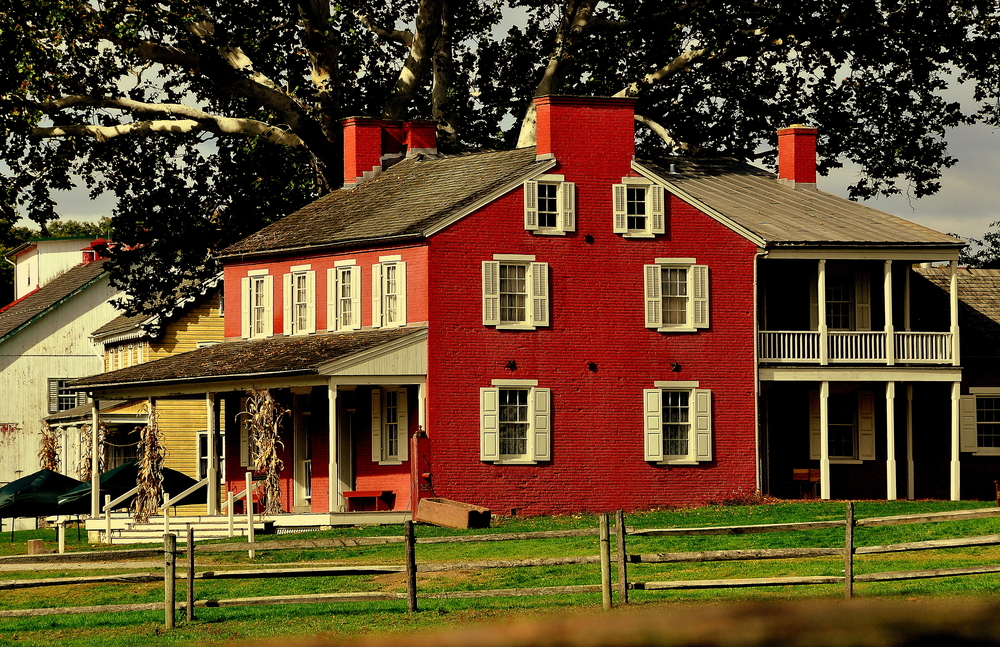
[
  {"xmin": 218, "ymin": 233, "xmax": 426, "ymax": 263},
  {"xmin": 75, "ymin": 367, "xmax": 318, "ymax": 392}
]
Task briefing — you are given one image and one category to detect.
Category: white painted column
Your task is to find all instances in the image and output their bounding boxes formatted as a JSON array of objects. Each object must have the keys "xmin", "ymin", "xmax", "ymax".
[
  {"xmin": 206, "ymin": 392, "xmax": 219, "ymax": 515},
  {"xmin": 418, "ymin": 382, "xmax": 427, "ymax": 432},
  {"xmin": 906, "ymin": 384, "xmax": 915, "ymax": 500},
  {"xmin": 884, "ymin": 261, "xmax": 894, "ymax": 365},
  {"xmin": 951, "ymin": 381, "xmax": 961, "ymax": 500},
  {"xmin": 885, "ymin": 381, "xmax": 897, "ymax": 500},
  {"xmin": 90, "ymin": 398, "xmax": 100, "ymax": 518},
  {"xmin": 818, "ymin": 261, "xmax": 828, "ymax": 365},
  {"xmin": 904, "ymin": 267, "xmax": 911, "ymax": 332},
  {"xmin": 820, "ymin": 381, "xmax": 831, "ymax": 499},
  {"xmin": 327, "ymin": 383, "xmax": 339, "ymax": 513},
  {"xmin": 950, "ymin": 261, "xmax": 960, "ymax": 365}
]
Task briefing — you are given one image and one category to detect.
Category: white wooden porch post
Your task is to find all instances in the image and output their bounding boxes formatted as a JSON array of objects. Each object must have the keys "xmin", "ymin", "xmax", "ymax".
[
  {"xmin": 904, "ymin": 267, "xmax": 911, "ymax": 332},
  {"xmin": 206, "ymin": 392, "xmax": 219, "ymax": 515},
  {"xmin": 950, "ymin": 260, "xmax": 960, "ymax": 365},
  {"xmin": 820, "ymin": 381, "xmax": 831, "ymax": 499},
  {"xmin": 90, "ymin": 398, "xmax": 100, "ymax": 518},
  {"xmin": 418, "ymin": 382, "xmax": 427, "ymax": 432},
  {"xmin": 906, "ymin": 384, "xmax": 915, "ymax": 500},
  {"xmin": 885, "ymin": 381, "xmax": 897, "ymax": 500},
  {"xmin": 884, "ymin": 261, "xmax": 894, "ymax": 365},
  {"xmin": 327, "ymin": 383, "xmax": 339, "ymax": 513},
  {"xmin": 818, "ymin": 260, "xmax": 828, "ymax": 365},
  {"xmin": 951, "ymin": 381, "xmax": 961, "ymax": 500}
]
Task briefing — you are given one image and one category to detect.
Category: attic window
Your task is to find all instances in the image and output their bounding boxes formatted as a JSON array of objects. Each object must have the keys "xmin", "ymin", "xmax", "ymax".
[{"xmin": 524, "ymin": 175, "xmax": 575, "ymax": 235}]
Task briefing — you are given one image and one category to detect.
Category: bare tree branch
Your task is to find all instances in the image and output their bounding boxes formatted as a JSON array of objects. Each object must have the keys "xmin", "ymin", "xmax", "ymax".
[
  {"xmin": 355, "ymin": 11, "xmax": 414, "ymax": 47},
  {"xmin": 33, "ymin": 117, "xmax": 303, "ymax": 146},
  {"xmin": 634, "ymin": 114, "xmax": 695, "ymax": 153},
  {"xmin": 614, "ymin": 47, "xmax": 712, "ymax": 97},
  {"xmin": 383, "ymin": 0, "xmax": 444, "ymax": 120}
]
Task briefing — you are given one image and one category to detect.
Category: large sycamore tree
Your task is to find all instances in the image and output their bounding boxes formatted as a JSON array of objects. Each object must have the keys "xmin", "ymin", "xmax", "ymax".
[{"xmin": 1, "ymin": 0, "xmax": 998, "ymax": 314}]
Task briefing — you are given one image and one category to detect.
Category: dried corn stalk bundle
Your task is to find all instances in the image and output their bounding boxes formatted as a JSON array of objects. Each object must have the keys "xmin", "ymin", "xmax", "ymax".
[
  {"xmin": 77, "ymin": 422, "xmax": 107, "ymax": 482},
  {"xmin": 132, "ymin": 404, "xmax": 165, "ymax": 524},
  {"xmin": 243, "ymin": 389, "xmax": 287, "ymax": 515},
  {"xmin": 38, "ymin": 421, "xmax": 60, "ymax": 471}
]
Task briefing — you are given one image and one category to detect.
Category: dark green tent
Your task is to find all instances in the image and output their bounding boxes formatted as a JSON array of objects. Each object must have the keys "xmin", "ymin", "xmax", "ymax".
[
  {"xmin": 0, "ymin": 469, "xmax": 83, "ymax": 519},
  {"xmin": 57, "ymin": 461, "xmax": 207, "ymax": 515}
]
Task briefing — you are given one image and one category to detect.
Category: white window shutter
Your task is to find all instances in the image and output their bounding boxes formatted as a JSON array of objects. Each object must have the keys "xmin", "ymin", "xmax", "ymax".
[
  {"xmin": 348, "ymin": 265, "xmax": 362, "ymax": 330},
  {"xmin": 529, "ymin": 262, "xmax": 549, "ymax": 327},
  {"xmin": 262, "ymin": 274, "xmax": 274, "ymax": 337},
  {"xmin": 396, "ymin": 261, "xmax": 408, "ymax": 326},
  {"xmin": 48, "ymin": 379, "xmax": 59, "ymax": 414},
  {"xmin": 650, "ymin": 185, "xmax": 666, "ymax": 234},
  {"xmin": 396, "ymin": 389, "xmax": 409, "ymax": 461},
  {"xmin": 858, "ymin": 390, "xmax": 876, "ymax": 460},
  {"xmin": 855, "ymin": 271, "xmax": 871, "ymax": 331},
  {"xmin": 371, "ymin": 263, "xmax": 383, "ymax": 328},
  {"xmin": 809, "ymin": 391, "xmax": 821, "ymax": 460},
  {"xmin": 644, "ymin": 264, "xmax": 662, "ymax": 328},
  {"xmin": 809, "ymin": 276, "xmax": 819, "ymax": 331},
  {"xmin": 304, "ymin": 270, "xmax": 317, "ymax": 334},
  {"xmin": 524, "ymin": 180, "xmax": 539, "ymax": 230},
  {"xmin": 960, "ymin": 395, "xmax": 979, "ymax": 452},
  {"xmin": 482, "ymin": 261, "xmax": 500, "ymax": 326},
  {"xmin": 532, "ymin": 388, "xmax": 552, "ymax": 461},
  {"xmin": 561, "ymin": 182, "xmax": 576, "ymax": 232},
  {"xmin": 371, "ymin": 389, "xmax": 383, "ymax": 462},
  {"xmin": 327, "ymin": 268, "xmax": 336, "ymax": 331},
  {"xmin": 282, "ymin": 273, "xmax": 293, "ymax": 335},
  {"xmin": 644, "ymin": 388, "xmax": 663, "ymax": 461},
  {"xmin": 692, "ymin": 265, "xmax": 710, "ymax": 329},
  {"xmin": 613, "ymin": 184, "xmax": 628, "ymax": 233},
  {"xmin": 480, "ymin": 387, "xmax": 500, "ymax": 461},
  {"xmin": 241, "ymin": 277, "xmax": 251, "ymax": 338},
  {"xmin": 693, "ymin": 389, "xmax": 712, "ymax": 462}
]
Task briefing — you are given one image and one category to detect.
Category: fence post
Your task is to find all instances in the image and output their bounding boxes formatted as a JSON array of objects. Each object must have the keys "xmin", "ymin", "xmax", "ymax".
[
  {"xmin": 227, "ymin": 491, "xmax": 234, "ymax": 537},
  {"xmin": 164, "ymin": 533, "xmax": 176, "ymax": 630},
  {"xmin": 405, "ymin": 520, "xmax": 418, "ymax": 612},
  {"xmin": 57, "ymin": 519, "xmax": 66, "ymax": 554},
  {"xmin": 246, "ymin": 471, "xmax": 255, "ymax": 560},
  {"xmin": 104, "ymin": 495, "xmax": 112, "ymax": 544},
  {"xmin": 845, "ymin": 501, "xmax": 854, "ymax": 600},
  {"xmin": 615, "ymin": 510, "xmax": 628, "ymax": 605},
  {"xmin": 599, "ymin": 512, "xmax": 612, "ymax": 610},
  {"xmin": 186, "ymin": 524, "xmax": 195, "ymax": 622}
]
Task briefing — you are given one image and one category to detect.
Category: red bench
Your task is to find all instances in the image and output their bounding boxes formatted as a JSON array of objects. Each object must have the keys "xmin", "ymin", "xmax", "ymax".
[{"xmin": 343, "ymin": 490, "xmax": 394, "ymax": 512}]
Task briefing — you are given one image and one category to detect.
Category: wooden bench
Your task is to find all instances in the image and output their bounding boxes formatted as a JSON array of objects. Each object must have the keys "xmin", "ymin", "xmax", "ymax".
[
  {"xmin": 343, "ymin": 490, "xmax": 394, "ymax": 512},
  {"xmin": 792, "ymin": 468, "xmax": 821, "ymax": 499}
]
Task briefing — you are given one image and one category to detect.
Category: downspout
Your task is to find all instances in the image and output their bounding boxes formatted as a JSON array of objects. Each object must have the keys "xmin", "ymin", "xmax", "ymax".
[{"xmin": 753, "ymin": 248, "xmax": 768, "ymax": 495}]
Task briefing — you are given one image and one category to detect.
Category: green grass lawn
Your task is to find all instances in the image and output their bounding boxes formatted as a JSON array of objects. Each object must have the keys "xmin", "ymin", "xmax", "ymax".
[{"xmin": 2, "ymin": 500, "xmax": 1000, "ymax": 647}]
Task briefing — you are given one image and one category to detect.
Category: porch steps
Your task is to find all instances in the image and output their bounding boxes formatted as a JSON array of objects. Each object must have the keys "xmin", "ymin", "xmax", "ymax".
[{"xmin": 84, "ymin": 514, "xmax": 273, "ymax": 545}]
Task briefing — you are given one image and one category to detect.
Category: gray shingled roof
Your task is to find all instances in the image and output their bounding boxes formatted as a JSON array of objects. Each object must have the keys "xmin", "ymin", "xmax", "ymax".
[
  {"xmin": 915, "ymin": 267, "xmax": 1000, "ymax": 352},
  {"xmin": 71, "ymin": 327, "xmax": 424, "ymax": 389},
  {"xmin": 639, "ymin": 158, "xmax": 963, "ymax": 248},
  {"xmin": 90, "ymin": 274, "xmax": 222, "ymax": 340},
  {"xmin": 221, "ymin": 148, "xmax": 550, "ymax": 258},
  {"xmin": 0, "ymin": 260, "xmax": 108, "ymax": 343}
]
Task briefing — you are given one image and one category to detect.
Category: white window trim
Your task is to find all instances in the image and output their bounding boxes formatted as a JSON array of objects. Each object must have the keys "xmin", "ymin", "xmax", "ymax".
[
  {"xmin": 327, "ymin": 264, "xmax": 362, "ymax": 332},
  {"xmin": 241, "ymin": 273, "xmax": 274, "ymax": 339},
  {"xmin": 961, "ymin": 392, "xmax": 1000, "ymax": 456},
  {"xmin": 644, "ymin": 259, "xmax": 709, "ymax": 332},
  {"xmin": 644, "ymin": 384, "xmax": 712, "ymax": 465},
  {"xmin": 480, "ymin": 385, "xmax": 551, "ymax": 464},
  {"xmin": 524, "ymin": 174, "xmax": 575, "ymax": 235},
  {"xmin": 372, "ymin": 260, "xmax": 407, "ymax": 329},
  {"xmin": 283, "ymin": 269, "xmax": 316, "ymax": 336},
  {"xmin": 372, "ymin": 387, "xmax": 409, "ymax": 465},
  {"xmin": 483, "ymin": 257, "xmax": 549, "ymax": 329},
  {"xmin": 613, "ymin": 176, "xmax": 665, "ymax": 238},
  {"xmin": 809, "ymin": 391, "xmax": 876, "ymax": 462},
  {"xmin": 197, "ymin": 429, "xmax": 226, "ymax": 483}
]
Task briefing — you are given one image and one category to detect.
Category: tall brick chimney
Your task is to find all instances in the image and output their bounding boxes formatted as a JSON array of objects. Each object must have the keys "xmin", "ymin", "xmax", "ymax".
[
  {"xmin": 533, "ymin": 96, "xmax": 636, "ymax": 172},
  {"xmin": 777, "ymin": 125, "xmax": 818, "ymax": 189},
  {"xmin": 342, "ymin": 118, "xmax": 438, "ymax": 187}
]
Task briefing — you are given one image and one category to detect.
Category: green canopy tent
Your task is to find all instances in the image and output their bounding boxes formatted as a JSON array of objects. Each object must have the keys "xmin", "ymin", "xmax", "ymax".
[
  {"xmin": 0, "ymin": 469, "xmax": 83, "ymax": 541},
  {"xmin": 57, "ymin": 461, "xmax": 208, "ymax": 516}
]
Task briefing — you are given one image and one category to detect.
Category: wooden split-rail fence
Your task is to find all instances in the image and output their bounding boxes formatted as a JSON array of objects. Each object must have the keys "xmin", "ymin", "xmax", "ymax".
[{"xmin": 4, "ymin": 504, "xmax": 1000, "ymax": 629}]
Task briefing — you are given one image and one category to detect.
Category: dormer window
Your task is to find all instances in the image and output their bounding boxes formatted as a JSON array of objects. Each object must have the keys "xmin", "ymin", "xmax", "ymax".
[
  {"xmin": 613, "ymin": 178, "xmax": 665, "ymax": 238},
  {"xmin": 524, "ymin": 175, "xmax": 575, "ymax": 235}
]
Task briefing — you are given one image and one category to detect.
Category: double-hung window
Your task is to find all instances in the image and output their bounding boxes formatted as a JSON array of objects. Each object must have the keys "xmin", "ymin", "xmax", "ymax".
[
  {"xmin": 480, "ymin": 380, "xmax": 551, "ymax": 463},
  {"xmin": 644, "ymin": 382, "xmax": 712, "ymax": 464},
  {"xmin": 809, "ymin": 269, "xmax": 871, "ymax": 331},
  {"xmin": 524, "ymin": 175, "xmax": 575, "ymax": 235},
  {"xmin": 613, "ymin": 178, "xmax": 665, "ymax": 238},
  {"xmin": 809, "ymin": 390, "xmax": 875, "ymax": 461},
  {"xmin": 196, "ymin": 429, "xmax": 225, "ymax": 482},
  {"xmin": 371, "ymin": 387, "xmax": 409, "ymax": 464},
  {"xmin": 283, "ymin": 265, "xmax": 316, "ymax": 335},
  {"xmin": 372, "ymin": 256, "xmax": 407, "ymax": 328},
  {"xmin": 327, "ymin": 261, "xmax": 361, "ymax": 331},
  {"xmin": 644, "ymin": 258, "xmax": 709, "ymax": 331},
  {"xmin": 960, "ymin": 390, "xmax": 1000, "ymax": 455},
  {"xmin": 241, "ymin": 271, "xmax": 274, "ymax": 339},
  {"xmin": 48, "ymin": 378, "xmax": 87, "ymax": 414},
  {"xmin": 483, "ymin": 254, "xmax": 549, "ymax": 329}
]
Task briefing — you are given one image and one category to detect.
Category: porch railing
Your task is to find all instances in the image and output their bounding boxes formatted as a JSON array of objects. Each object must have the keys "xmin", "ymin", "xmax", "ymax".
[{"xmin": 759, "ymin": 331, "xmax": 953, "ymax": 364}]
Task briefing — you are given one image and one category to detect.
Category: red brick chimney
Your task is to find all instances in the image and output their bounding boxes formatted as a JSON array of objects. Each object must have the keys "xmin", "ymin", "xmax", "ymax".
[
  {"xmin": 777, "ymin": 125, "xmax": 818, "ymax": 189},
  {"xmin": 533, "ymin": 96, "xmax": 636, "ymax": 172},
  {"xmin": 342, "ymin": 118, "xmax": 439, "ymax": 186}
]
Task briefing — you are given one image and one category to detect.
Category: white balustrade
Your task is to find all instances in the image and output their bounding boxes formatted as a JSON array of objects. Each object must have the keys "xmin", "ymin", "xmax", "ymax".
[{"xmin": 759, "ymin": 331, "xmax": 953, "ymax": 364}]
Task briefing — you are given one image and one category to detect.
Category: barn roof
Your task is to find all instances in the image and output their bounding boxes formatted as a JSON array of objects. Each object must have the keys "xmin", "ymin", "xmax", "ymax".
[{"xmin": 0, "ymin": 260, "xmax": 109, "ymax": 344}]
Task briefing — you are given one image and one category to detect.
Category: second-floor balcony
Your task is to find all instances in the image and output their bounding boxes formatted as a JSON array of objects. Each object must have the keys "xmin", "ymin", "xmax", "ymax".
[{"xmin": 758, "ymin": 330, "xmax": 954, "ymax": 364}]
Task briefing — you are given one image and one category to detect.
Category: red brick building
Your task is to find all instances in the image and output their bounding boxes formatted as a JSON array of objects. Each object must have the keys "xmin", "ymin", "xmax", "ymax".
[{"xmin": 76, "ymin": 96, "xmax": 975, "ymax": 521}]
